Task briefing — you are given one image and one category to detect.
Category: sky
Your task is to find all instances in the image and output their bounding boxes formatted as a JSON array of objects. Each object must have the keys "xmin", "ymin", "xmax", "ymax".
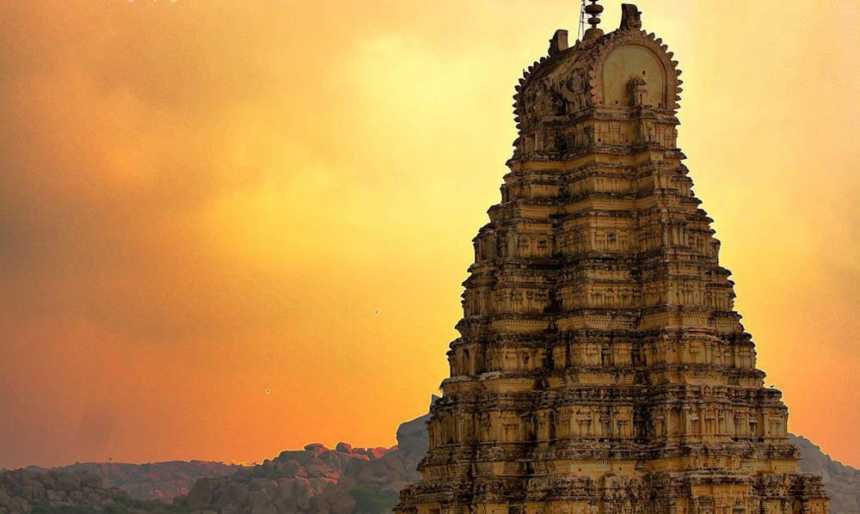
[{"xmin": 0, "ymin": 0, "xmax": 857, "ymax": 469}]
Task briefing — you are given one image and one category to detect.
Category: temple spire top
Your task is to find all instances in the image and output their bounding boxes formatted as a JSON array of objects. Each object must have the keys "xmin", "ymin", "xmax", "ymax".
[{"xmin": 583, "ymin": 0, "xmax": 604, "ymax": 40}]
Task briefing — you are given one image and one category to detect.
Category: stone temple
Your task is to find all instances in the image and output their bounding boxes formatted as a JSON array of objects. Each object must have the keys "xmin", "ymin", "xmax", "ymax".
[{"xmin": 396, "ymin": 3, "xmax": 829, "ymax": 514}]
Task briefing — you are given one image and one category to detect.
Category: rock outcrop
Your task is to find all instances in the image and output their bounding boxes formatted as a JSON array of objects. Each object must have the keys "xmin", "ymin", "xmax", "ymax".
[
  {"xmin": 394, "ymin": 398, "xmax": 436, "ymax": 460},
  {"xmin": 176, "ymin": 414, "xmax": 427, "ymax": 514},
  {"xmin": 793, "ymin": 436, "xmax": 860, "ymax": 514}
]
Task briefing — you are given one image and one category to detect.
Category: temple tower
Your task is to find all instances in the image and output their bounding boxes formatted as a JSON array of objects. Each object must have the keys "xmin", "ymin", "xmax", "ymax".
[{"xmin": 396, "ymin": 4, "xmax": 829, "ymax": 514}]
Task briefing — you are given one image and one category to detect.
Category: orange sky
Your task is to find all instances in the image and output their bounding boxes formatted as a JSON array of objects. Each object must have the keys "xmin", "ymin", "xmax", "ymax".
[{"xmin": 0, "ymin": 1, "xmax": 857, "ymax": 470}]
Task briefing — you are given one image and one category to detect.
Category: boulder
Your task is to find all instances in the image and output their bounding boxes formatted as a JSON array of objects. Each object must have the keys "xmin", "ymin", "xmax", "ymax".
[{"xmin": 303, "ymin": 443, "xmax": 328, "ymax": 456}]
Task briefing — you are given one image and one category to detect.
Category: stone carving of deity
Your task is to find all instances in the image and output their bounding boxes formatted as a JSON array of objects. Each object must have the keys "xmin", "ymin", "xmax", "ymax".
[{"xmin": 560, "ymin": 71, "xmax": 589, "ymax": 113}]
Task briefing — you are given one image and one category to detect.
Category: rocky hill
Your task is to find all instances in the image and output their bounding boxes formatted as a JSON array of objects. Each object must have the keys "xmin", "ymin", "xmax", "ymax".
[
  {"xmin": 177, "ymin": 413, "xmax": 429, "ymax": 514},
  {"xmin": 792, "ymin": 435, "xmax": 860, "ymax": 514},
  {"xmin": 0, "ymin": 468, "xmax": 174, "ymax": 514},
  {"xmin": 45, "ymin": 462, "xmax": 242, "ymax": 502}
]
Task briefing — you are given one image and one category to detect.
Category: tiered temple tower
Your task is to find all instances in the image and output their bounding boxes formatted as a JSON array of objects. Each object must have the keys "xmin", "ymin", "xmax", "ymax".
[{"xmin": 396, "ymin": 4, "xmax": 829, "ymax": 514}]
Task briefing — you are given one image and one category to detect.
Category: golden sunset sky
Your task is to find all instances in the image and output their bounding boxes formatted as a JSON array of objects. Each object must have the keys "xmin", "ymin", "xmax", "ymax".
[{"xmin": 0, "ymin": 0, "xmax": 857, "ymax": 469}]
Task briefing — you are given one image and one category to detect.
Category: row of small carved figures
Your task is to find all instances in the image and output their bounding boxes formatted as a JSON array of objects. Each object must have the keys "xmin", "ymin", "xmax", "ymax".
[
  {"xmin": 420, "ymin": 443, "xmax": 800, "ymax": 468},
  {"xmin": 431, "ymin": 384, "xmax": 786, "ymax": 405},
  {"xmin": 401, "ymin": 472, "xmax": 820, "ymax": 503}
]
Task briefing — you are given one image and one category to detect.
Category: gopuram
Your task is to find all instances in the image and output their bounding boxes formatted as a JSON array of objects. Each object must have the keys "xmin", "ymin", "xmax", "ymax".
[{"xmin": 396, "ymin": 3, "xmax": 829, "ymax": 514}]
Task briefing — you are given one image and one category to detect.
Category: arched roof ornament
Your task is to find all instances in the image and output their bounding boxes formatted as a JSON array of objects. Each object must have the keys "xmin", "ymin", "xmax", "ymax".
[{"xmin": 512, "ymin": 3, "xmax": 683, "ymax": 137}]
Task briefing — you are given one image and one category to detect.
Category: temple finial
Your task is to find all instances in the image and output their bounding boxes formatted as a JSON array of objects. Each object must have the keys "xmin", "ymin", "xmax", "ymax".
[
  {"xmin": 583, "ymin": 0, "xmax": 604, "ymax": 40},
  {"xmin": 620, "ymin": 4, "xmax": 643, "ymax": 30}
]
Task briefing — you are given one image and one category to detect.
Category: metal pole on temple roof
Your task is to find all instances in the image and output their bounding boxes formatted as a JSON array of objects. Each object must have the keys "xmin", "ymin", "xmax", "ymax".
[{"xmin": 577, "ymin": 0, "xmax": 587, "ymax": 41}]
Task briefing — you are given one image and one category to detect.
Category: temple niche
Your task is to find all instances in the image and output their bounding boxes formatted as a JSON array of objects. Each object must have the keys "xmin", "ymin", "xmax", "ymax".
[
  {"xmin": 602, "ymin": 45, "xmax": 666, "ymax": 108},
  {"xmin": 397, "ymin": 4, "xmax": 828, "ymax": 514}
]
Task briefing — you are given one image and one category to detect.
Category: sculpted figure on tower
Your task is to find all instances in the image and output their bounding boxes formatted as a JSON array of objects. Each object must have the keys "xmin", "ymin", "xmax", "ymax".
[{"xmin": 396, "ymin": 4, "xmax": 829, "ymax": 514}]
